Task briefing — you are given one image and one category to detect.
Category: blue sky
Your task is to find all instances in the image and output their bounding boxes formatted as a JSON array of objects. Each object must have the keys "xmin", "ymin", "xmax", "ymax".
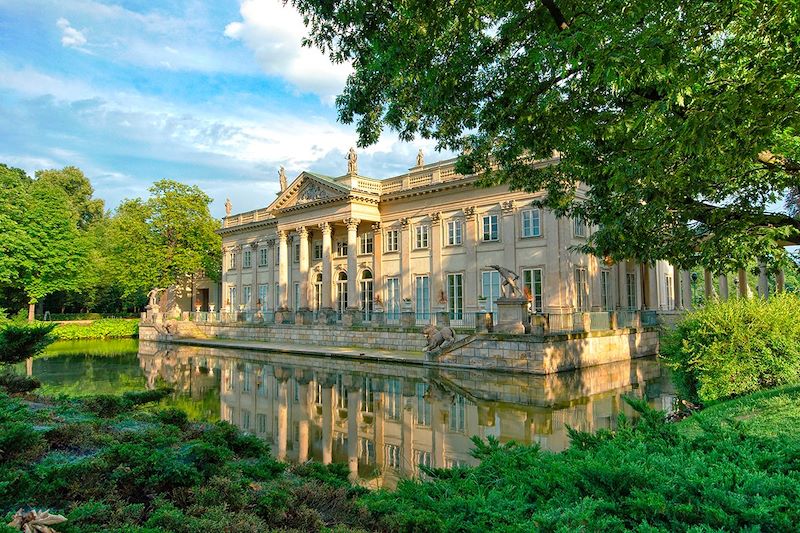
[{"xmin": 0, "ymin": 0, "xmax": 448, "ymax": 218}]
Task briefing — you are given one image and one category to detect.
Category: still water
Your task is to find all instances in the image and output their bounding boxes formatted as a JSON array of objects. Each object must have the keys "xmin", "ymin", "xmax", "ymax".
[{"xmin": 31, "ymin": 339, "xmax": 675, "ymax": 489}]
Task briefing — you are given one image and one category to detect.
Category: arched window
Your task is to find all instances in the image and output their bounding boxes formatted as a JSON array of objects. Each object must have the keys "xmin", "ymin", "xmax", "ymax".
[
  {"xmin": 360, "ymin": 270, "xmax": 374, "ymax": 321},
  {"xmin": 313, "ymin": 273, "xmax": 323, "ymax": 311},
  {"xmin": 337, "ymin": 271, "xmax": 348, "ymax": 318}
]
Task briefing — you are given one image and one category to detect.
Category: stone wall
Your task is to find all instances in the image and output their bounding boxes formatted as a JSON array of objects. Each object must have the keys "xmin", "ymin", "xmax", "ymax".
[{"xmin": 433, "ymin": 328, "xmax": 659, "ymax": 374}]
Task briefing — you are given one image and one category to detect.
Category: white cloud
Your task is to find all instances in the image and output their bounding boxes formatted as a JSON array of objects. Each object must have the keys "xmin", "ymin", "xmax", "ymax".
[
  {"xmin": 56, "ymin": 17, "xmax": 87, "ymax": 48},
  {"xmin": 224, "ymin": 0, "xmax": 351, "ymax": 101}
]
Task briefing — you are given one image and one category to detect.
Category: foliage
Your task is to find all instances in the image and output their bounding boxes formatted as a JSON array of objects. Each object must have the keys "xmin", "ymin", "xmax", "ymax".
[
  {"xmin": 293, "ymin": 0, "xmax": 800, "ymax": 271},
  {"xmin": 662, "ymin": 294, "xmax": 800, "ymax": 402},
  {"xmin": 0, "ymin": 373, "xmax": 41, "ymax": 394},
  {"xmin": 50, "ymin": 319, "xmax": 139, "ymax": 341},
  {"xmin": 0, "ymin": 322, "xmax": 55, "ymax": 366}
]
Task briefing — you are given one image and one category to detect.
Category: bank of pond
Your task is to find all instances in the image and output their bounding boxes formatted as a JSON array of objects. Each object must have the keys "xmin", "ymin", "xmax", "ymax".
[{"xmin": 1, "ymin": 338, "xmax": 799, "ymax": 532}]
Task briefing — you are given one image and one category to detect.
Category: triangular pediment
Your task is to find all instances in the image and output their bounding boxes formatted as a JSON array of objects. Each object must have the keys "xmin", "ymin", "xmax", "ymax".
[{"xmin": 267, "ymin": 172, "xmax": 350, "ymax": 212}]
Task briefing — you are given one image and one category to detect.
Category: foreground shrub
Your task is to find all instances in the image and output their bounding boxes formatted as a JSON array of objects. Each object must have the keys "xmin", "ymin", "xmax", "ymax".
[
  {"xmin": 662, "ymin": 294, "xmax": 800, "ymax": 402},
  {"xmin": 0, "ymin": 372, "xmax": 41, "ymax": 393},
  {"xmin": 0, "ymin": 322, "xmax": 55, "ymax": 365},
  {"xmin": 51, "ymin": 319, "xmax": 139, "ymax": 341}
]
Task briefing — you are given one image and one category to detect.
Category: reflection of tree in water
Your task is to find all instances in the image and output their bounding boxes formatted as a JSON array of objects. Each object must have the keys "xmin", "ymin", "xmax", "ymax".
[{"xmin": 137, "ymin": 341, "xmax": 674, "ymax": 489}]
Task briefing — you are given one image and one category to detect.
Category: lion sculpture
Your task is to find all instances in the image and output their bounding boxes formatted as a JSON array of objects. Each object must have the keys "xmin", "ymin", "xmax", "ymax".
[{"xmin": 422, "ymin": 324, "xmax": 455, "ymax": 352}]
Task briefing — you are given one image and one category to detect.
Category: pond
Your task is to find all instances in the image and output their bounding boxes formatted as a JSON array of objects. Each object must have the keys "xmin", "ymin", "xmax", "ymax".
[{"xmin": 29, "ymin": 339, "xmax": 675, "ymax": 488}]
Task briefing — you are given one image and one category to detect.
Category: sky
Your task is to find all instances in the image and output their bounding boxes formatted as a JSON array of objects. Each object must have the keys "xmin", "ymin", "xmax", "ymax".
[{"xmin": 0, "ymin": 0, "xmax": 451, "ymax": 218}]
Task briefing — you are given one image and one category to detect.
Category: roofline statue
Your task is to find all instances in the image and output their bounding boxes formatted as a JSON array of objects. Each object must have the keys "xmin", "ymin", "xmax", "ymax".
[
  {"xmin": 279, "ymin": 166, "xmax": 287, "ymax": 192},
  {"xmin": 347, "ymin": 147, "xmax": 358, "ymax": 175},
  {"xmin": 488, "ymin": 265, "xmax": 524, "ymax": 298}
]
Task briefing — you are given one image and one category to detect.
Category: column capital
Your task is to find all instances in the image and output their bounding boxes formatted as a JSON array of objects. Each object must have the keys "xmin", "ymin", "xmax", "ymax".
[
  {"xmin": 501, "ymin": 200, "xmax": 515, "ymax": 214},
  {"xmin": 296, "ymin": 225, "xmax": 309, "ymax": 237},
  {"xmin": 277, "ymin": 229, "xmax": 288, "ymax": 242},
  {"xmin": 431, "ymin": 212, "xmax": 442, "ymax": 224},
  {"xmin": 371, "ymin": 221, "xmax": 381, "ymax": 231},
  {"xmin": 319, "ymin": 221, "xmax": 332, "ymax": 235},
  {"xmin": 399, "ymin": 217, "xmax": 409, "ymax": 228},
  {"xmin": 344, "ymin": 217, "xmax": 361, "ymax": 231},
  {"xmin": 463, "ymin": 206, "xmax": 476, "ymax": 218},
  {"xmin": 248, "ymin": 241, "xmax": 259, "ymax": 250},
  {"xmin": 266, "ymin": 238, "xmax": 275, "ymax": 248}
]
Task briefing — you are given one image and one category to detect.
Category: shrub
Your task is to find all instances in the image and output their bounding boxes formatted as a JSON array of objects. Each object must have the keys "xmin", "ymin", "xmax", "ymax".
[
  {"xmin": 0, "ymin": 373, "xmax": 41, "ymax": 394},
  {"xmin": 662, "ymin": 294, "xmax": 800, "ymax": 402},
  {"xmin": 0, "ymin": 422, "xmax": 43, "ymax": 463},
  {"xmin": 81, "ymin": 388, "xmax": 172, "ymax": 417},
  {"xmin": 51, "ymin": 319, "xmax": 139, "ymax": 341},
  {"xmin": 0, "ymin": 323, "xmax": 55, "ymax": 365}
]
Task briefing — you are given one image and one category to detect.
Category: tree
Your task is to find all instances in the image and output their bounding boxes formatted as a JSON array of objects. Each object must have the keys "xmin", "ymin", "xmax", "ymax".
[
  {"xmin": 35, "ymin": 166, "xmax": 105, "ymax": 230},
  {"xmin": 292, "ymin": 0, "xmax": 800, "ymax": 272}
]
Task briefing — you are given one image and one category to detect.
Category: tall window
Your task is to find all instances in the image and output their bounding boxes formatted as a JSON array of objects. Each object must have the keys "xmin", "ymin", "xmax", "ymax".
[
  {"xmin": 241, "ymin": 409, "xmax": 251, "ymax": 432},
  {"xmin": 415, "ymin": 382, "xmax": 431, "ymax": 426},
  {"xmin": 293, "ymin": 282, "xmax": 300, "ymax": 310},
  {"xmin": 447, "ymin": 220, "xmax": 462, "ymax": 246},
  {"xmin": 415, "ymin": 225, "xmax": 429, "ymax": 249},
  {"xmin": 386, "ymin": 277, "xmax": 400, "ymax": 319},
  {"xmin": 293, "ymin": 242, "xmax": 300, "ymax": 263},
  {"xmin": 575, "ymin": 268, "xmax": 589, "ymax": 311},
  {"xmin": 228, "ymin": 286, "xmax": 237, "ymax": 308},
  {"xmin": 385, "ymin": 379, "xmax": 402, "ymax": 420},
  {"xmin": 522, "ymin": 268, "xmax": 544, "ymax": 313},
  {"xmin": 313, "ymin": 240, "xmax": 322, "ymax": 260},
  {"xmin": 385, "ymin": 229, "xmax": 399, "ymax": 252},
  {"xmin": 360, "ymin": 232, "xmax": 373, "ymax": 254},
  {"xmin": 242, "ymin": 364, "xmax": 252, "ymax": 393},
  {"xmin": 258, "ymin": 283, "xmax": 268, "ymax": 308},
  {"xmin": 447, "ymin": 273, "xmax": 464, "ymax": 320},
  {"xmin": 601, "ymin": 270, "xmax": 611, "ymax": 311},
  {"xmin": 259, "ymin": 247, "xmax": 268, "ymax": 267},
  {"xmin": 313, "ymin": 273, "xmax": 322, "ymax": 310},
  {"xmin": 228, "ymin": 252, "xmax": 236, "ymax": 270},
  {"xmin": 573, "ymin": 217, "xmax": 587, "ymax": 237},
  {"xmin": 243, "ymin": 285, "xmax": 252, "ymax": 308},
  {"xmin": 482, "ymin": 214, "xmax": 499, "ymax": 241},
  {"xmin": 337, "ymin": 271, "xmax": 348, "ymax": 318},
  {"xmin": 521, "ymin": 209, "xmax": 541, "ymax": 238},
  {"xmin": 481, "ymin": 270, "xmax": 501, "ymax": 315},
  {"xmin": 664, "ymin": 274, "xmax": 674, "ymax": 309},
  {"xmin": 360, "ymin": 270, "xmax": 373, "ymax": 320},
  {"xmin": 415, "ymin": 275, "xmax": 430, "ymax": 320},
  {"xmin": 243, "ymin": 249, "xmax": 252, "ymax": 268},
  {"xmin": 449, "ymin": 395, "xmax": 466, "ymax": 432},
  {"xmin": 626, "ymin": 272, "xmax": 637, "ymax": 309},
  {"xmin": 336, "ymin": 241, "xmax": 348, "ymax": 257}
]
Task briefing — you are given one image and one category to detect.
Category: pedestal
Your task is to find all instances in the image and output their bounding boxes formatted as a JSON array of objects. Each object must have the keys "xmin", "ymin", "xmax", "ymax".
[
  {"xmin": 316, "ymin": 308, "xmax": 337, "ymax": 325},
  {"xmin": 400, "ymin": 310, "xmax": 416, "ymax": 328},
  {"xmin": 275, "ymin": 308, "xmax": 294, "ymax": 324},
  {"xmin": 343, "ymin": 308, "xmax": 362, "ymax": 327},
  {"xmin": 372, "ymin": 310, "xmax": 385, "ymax": 326},
  {"xmin": 295, "ymin": 309, "xmax": 314, "ymax": 325},
  {"xmin": 495, "ymin": 297, "xmax": 529, "ymax": 334}
]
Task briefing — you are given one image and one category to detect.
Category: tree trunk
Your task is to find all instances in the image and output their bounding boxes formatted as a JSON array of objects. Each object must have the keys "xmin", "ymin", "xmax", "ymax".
[{"xmin": 28, "ymin": 301, "xmax": 36, "ymax": 322}]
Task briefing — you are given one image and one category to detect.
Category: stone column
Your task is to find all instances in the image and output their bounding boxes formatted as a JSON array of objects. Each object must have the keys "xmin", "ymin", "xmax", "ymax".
[
  {"xmin": 251, "ymin": 243, "xmax": 259, "ymax": 311},
  {"xmin": 672, "ymin": 265, "xmax": 681, "ymax": 310},
  {"xmin": 400, "ymin": 218, "xmax": 412, "ymax": 301},
  {"xmin": 346, "ymin": 218, "xmax": 360, "ymax": 308},
  {"xmin": 401, "ymin": 382, "xmax": 415, "ymax": 476},
  {"xmin": 430, "ymin": 212, "xmax": 444, "ymax": 313},
  {"xmin": 464, "ymin": 207, "xmax": 478, "ymax": 311},
  {"xmin": 681, "ymin": 270, "xmax": 693, "ymax": 311},
  {"xmin": 635, "ymin": 263, "xmax": 644, "ymax": 310},
  {"xmin": 321, "ymin": 380, "xmax": 334, "ymax": 465},
  {"xmin": 646, "ymin": 265, "xmax": 659, "ymax": 310},
  {"xmin": 758, "ymin": 260, "xmax": 769, "ymax": 298},
  {"xmin": 703, "ymin": 269, "xmax": 714, "ymax": 301},
  {"xmin": 718, "ymin": 273, "xmax": 729, "ymax": 300},
  {"xmin": 267, "ymin": 239, "xmax": 276, "ymax": 311},
  {"xmin": 278, "ymin": 230, "xmax": 289, "ymax": 310},
  {"xmin": 295, "ymin": 373, "xmax": 312, "ymax": 463},
  {"xmin": 617, "ymin": 261, "xmax": 628, "ymax": 309},
  {"xmin": 347, "ymin": 387, "xmax": 362, "ymax": 480},
  {"xmin": 737, "ymin": 268, "xmax": 748, "ymax": 298},
  {"xmin": 276, "ymin": 376, "xmax": 288, "ymax": 461},
  {"xmin": 297, "ymin": 226, "xmax": 310, "ymax": 310},
  {"xmin": 235, "ymin": 245, "xmax": 243, "ymax": 310},
  {"xmin": 320, "ymin": 222, "xmax": 333, "ymax": 309},
  {"xmin": 372, "ymin": 222, "xmax": 383, "ymax": 304}
]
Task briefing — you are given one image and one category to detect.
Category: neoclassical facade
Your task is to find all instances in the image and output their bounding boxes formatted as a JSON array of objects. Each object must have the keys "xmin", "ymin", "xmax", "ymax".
[{"xmin": 203, "ymin": 153, "xmax": 679, "ymax": 323}]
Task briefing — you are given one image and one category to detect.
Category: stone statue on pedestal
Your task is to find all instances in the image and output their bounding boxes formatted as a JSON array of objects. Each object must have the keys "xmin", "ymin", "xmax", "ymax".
[
  {"xmin": 416, "ymin": 149, "xmax": 424, "ymax": 167},
  {"xmin": 279, "ymin": 166, "xmax": 287, "ymax": 192},
  {"xmin": 224, "ymin": 198, "xmax": 232, "ymax": 216},
  {"xmin": 347, "ymin": 147, "xmax": 358, "ymax": 174},
  {"xmin": 488, "ymin": 265, "xmax": 523, "ymax": 298}
]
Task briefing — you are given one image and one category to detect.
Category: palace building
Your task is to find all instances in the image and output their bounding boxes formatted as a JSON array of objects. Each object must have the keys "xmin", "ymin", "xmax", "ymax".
[{"xmin": 194, "ymin": 151, "xmax": 680, "ymax": 324}]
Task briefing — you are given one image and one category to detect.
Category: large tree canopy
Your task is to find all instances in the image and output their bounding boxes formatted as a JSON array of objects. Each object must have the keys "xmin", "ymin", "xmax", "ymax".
[{"xmin": 293, "ymin": 0, "xmax": 800, "ymax": 271}]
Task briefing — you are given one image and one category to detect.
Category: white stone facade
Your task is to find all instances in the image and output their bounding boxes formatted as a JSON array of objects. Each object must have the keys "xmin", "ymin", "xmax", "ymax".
[{"xmin": 206, "ymin": 155, "xmax": 679, "ymax": 319}]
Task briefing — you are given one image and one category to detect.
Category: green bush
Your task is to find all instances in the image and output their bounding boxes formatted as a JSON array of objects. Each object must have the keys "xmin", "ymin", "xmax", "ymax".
[
  {"xmin": 51, "ymin": 319, "xmax": 139, "ymax": 341},
  {"xmin": 662, "ymin": 294, "xmax": 800, "ymax": 402},
  {"xmin": 0, "ymin": 373, "xmax": 41, "ymax": 394},
  {"xmin": 0, "ymin": 322, "xmax": 56, "ymax": 365}
]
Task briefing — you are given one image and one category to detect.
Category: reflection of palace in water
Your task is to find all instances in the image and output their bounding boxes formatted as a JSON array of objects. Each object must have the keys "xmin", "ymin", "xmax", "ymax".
[{"xmin": 139, "ymin": 340, "xmax": 674, "ymax": 488}]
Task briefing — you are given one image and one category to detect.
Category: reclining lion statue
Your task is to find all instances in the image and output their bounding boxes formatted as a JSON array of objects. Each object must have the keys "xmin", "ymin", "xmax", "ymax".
[{"xmin": 422, "ymin": 324, "xmax": 455, "ymax": 352}]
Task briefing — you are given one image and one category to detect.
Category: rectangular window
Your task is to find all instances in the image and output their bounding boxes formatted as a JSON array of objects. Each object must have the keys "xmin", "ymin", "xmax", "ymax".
[
  {"xmin": 415, "ymin": 225, "xmax": 429, "ymax": 249},
  {"xmin": 293, "ymin": 282, "xmax": 300, "ymax": 310},
  {"xmin": 313, "ymin": 240, "xmax": 322, "ymax": 260},
  {"xmin": 259, "ymin": 247, "xmax": 268, "ymax": 267},
  {"xmin": 385, "ymin": 229, "xmax": 399, "ymax": 252},
  {"xmin": 243, "ymin": 249, "xmax": 252, "ymax": 268},
  {"xmin": 242, "ymin": 364, "xmax": 252, "ymax": 393},
  {"xmin": 414, "ymin": 449, "xmax": 432, "ymax": 468},
  {"xmin": 360, "ymin": 232, "xmax": 373, "ymax": 254},
  {"xmin": 258, "ymin": 284, "xmax": 268, "ymax": 308},
  {"xmin": 386, "ymin": 444, "xmax": 401, "ymax": 469},
  {"xmin": 481, "ymin": 270, "xmax": 501, "ymax": 315},
  {"xmin": 521, "ymin": 209, "xmax": 541, "ymax": 238},
  {"xmin": 416, "ymin": 382, "xmax": 431, "ymax": 427},
  {"xmin": 415, "ymin": 275, "xmax": 430, "ymax": 320},
  {"xmin": 228, "ymin": 286, "xmax": 237, "ymax": 308},
  {"xmin": 447, "ymin": 220, "xmax": 462, "ymax": 246},
  {"xmin": 601, "ymin": 270, "xmax": 611, "ymax": 311},
  {"xmin": 257, "ymin": 365, "xmax": 268, "ymax": 397},
  {"xmin": 228, "ymin": 252, "xmax": 236, "ymax": 270},
  {"xmin": 293, "ymin": 242, "xmax": 300, "ymax": 263},
  {"xmin": 626, "ymin": 272, "xmax": 637, "ymax": 309},
  {"xmin": 482, "ymin": 214, "xmax": 499, "ymax": 241},
  {"xmin": 241, "ymin": 409, "xmax": 251, "ymax": 432},
  {"xmin": 386, "ymin": 277, "xmax": 400, "ymax": 319},
  {"xmin": 336, "ymin": 241, "xmax": 348, "ymax": 257},
  {"xmin": 447, "ymin": 273, "xmax": 464, "ymax": 321},
  {"xmin": 385, "ymin": 379, "xmax": 402, "ymax": 420},
  {"xmin": 575, "ymin": 268, "xmax": 589, "ymax": 311},
  {"xmin": 522, "ymin": 268, "xmax": 544, "ymax": 313},
  {"xmin": 243, "ymin": 285, "xmax": 252, "ymax": 308},
  {"xmin": 449, "ymin": 395, "xmax": 466, "ymax": 432},
  {"xmin": 257, "ymin": 413, "xmax": 267, "ymax": 433},
  {"xmin": 573, "ymin": 217, "xmax": 587, "ymax": 238}
]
